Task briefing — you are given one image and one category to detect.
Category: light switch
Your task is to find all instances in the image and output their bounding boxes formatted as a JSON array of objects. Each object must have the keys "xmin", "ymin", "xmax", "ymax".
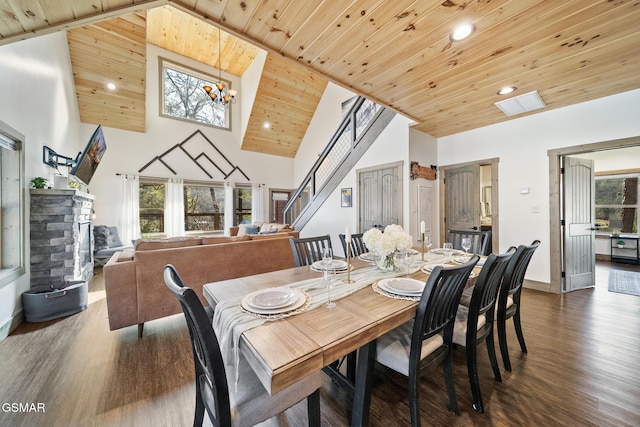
[{"xmin": 520, "ymin": 187, "xmax": 530, "ymax": 194}]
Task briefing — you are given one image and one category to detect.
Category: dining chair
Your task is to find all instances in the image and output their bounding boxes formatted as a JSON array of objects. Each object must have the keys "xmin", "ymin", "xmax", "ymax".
[
  {"xmin": 451, "ymin": 248, "xmax": 515, "ymax": 413},
  {"xmin": 163, "ymin": 264, "xmax": 321, "ymax": 427},
  {"xmin": 289, "ymin": 234, "xmax": 332, "ymax": 267},
  {"xmin": 447, "ymin": 229, "xmax": 491, "ymax": 256},
  {"xmin": 375, "ymin": 255, "xmax": 479, "ymax": 426},
  {"xmin": 338, "ymin": 232, "xmax": 367, "ymax": 257},
  {"xmin": 496, "ymin": 240, "xmax": 540, "ymax": 372}
]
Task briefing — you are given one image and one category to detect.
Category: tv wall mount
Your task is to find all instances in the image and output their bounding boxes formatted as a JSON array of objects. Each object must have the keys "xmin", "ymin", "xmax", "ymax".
[{"xmin": 43, "ymin": 146, "xmax": 79, "ymax": 169}]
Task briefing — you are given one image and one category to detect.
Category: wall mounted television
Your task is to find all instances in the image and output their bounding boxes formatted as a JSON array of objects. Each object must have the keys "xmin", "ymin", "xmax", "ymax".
[{"xmin": 70, "ymin": 125, "xmax": 107, "ymax": 185}]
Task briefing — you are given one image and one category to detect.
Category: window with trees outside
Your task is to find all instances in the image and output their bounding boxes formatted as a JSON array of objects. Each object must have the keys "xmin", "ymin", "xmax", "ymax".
[
  {"xmin": 139, "ymin": 180, "xmax": 253, "ymax": 235},
  {"xmin": 160, "ymin": 58, "xmax": 231, "ymax": 130},
  {"xmin": 184, "ymin": 183, "xmax": 225, "ymax": 232},
  {"xmin": 0, "ymin": 122, "xmax": 25, "ymax": 286},
  {"xmin": 234, "ymin": 186, "xmax": 252, "ymax": 225},
  {"xmin": 140, "ymin": 181, "xmax": 165, "ymax": 234},
  {"xmin": 595, "ymin": 174, "xmax": 638, "ymax": 233}
]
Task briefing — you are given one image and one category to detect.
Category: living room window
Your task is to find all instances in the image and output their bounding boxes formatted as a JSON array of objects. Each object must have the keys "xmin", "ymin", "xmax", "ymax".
[
  {"xmin": 139, "ymin": 181, "xmax": 165, "ymax": 235},
  {"xmin": 160, "ymin": 57, "xmax": 232, "ymax": 130},
  {"xmin": 184, "ymin": 183, "xmax": 225, "ymax": 232},
  {"xmin": 595, "ymin": 174, "xmax": 639, "ymax": 233},
  {"xmin": 233, "ymin": 185, "xmax": 252, "ymax": 225},
  {"xmin": 0, "ymin": 121, "xmax": 25, "ymax": 286}
]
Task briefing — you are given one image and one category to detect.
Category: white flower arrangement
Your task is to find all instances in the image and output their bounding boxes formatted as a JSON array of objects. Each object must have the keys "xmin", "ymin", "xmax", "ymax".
[{"xmin": 362, "ymin": 225, "xmax": 413, "ymax": 270}]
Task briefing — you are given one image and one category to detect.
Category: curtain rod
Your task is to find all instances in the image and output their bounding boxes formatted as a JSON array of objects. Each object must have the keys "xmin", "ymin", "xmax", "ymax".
[{"xmin": 114, "ymin": 173, "xmax": 258, "ymax": 185}]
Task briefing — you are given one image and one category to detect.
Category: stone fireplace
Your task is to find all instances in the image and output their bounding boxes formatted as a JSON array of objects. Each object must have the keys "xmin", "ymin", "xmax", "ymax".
[{"xmin": 30, "ymin": 189, "xmax": 95, "ymax": 288}]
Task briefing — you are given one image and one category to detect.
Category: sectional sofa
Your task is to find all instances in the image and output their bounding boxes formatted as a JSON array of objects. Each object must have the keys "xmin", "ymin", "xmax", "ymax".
[{"xmin": 103, "ymin": 231, "xmax": 299, "ymax": 337}]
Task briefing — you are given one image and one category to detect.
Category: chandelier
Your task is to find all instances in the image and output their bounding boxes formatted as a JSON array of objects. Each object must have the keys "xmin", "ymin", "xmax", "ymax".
[{"xmin": 203, "ymin": 28, "xmax": 237, "ymax": 105}]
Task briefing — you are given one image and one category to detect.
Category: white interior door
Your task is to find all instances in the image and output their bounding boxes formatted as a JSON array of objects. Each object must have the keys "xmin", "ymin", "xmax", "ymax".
[
  {"xmin": 359, "ymin": 163, "xmax": 401, "ymax": 231},
  {"xmin": 445, "ymin": 164, "xmax": 481, "ymax": 232},
  {"xmin": 563, "ymin": 156, "xmax": 596, "ymax": 291}
]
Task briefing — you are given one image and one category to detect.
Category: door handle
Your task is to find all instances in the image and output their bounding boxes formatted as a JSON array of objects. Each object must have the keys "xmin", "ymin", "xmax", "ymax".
[{"xmin": 470, "ymin": 226, "xmax": 478, "ymax": 230}]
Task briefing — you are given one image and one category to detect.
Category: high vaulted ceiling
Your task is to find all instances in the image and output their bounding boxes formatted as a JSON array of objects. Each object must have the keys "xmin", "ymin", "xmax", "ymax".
[{"xmin": 1, "ymin": 1, "xmax": 640, "ymax": 157}]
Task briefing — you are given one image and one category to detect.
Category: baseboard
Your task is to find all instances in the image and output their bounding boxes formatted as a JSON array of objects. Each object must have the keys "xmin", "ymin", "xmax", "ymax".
[
  {"xmin": 523, "ymin": 279, "xmax": 556, "ymax": 293},
  {"xmin": 0, "ymin": 310, "xmax": 23, "ymax": 343}
]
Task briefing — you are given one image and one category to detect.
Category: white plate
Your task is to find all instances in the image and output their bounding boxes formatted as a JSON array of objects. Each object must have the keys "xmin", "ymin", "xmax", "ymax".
[
  {"xmin": 378, "ymin": 278, "xmax": 425, "ymax": 296},
  {"xmin": 311, "ymin": 260, "xmax": 348, "ymax": 271},
  {"xmin": 421, "ymin": 264, "xmax": 449, "ymax": 274},
  {"xmin": 241, "ymin": 289, "xmax": 306, "ymax": 314},
  {"xmin": 246, "ymin": 288, "xmax": 299, "ymax": 309},
  {"xmin": 358, "ymin": 252, "xmax": 378, "ymax": 262},
  {"xmin": 431, "ymin": 248, "xmax": 465, "ymax": 256},
  {"xmin": 453, "ymin": 256, "xmax": 472, "ymax": 265}
]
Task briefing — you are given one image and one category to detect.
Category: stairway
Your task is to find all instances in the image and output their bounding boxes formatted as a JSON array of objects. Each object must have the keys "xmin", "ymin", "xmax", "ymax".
[{"xmin": 284, "ymin": 97, "xmax": 396, "ymax": 230}]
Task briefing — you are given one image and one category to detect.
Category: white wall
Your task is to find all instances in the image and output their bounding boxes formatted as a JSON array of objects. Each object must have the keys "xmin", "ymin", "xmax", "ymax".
[
  {"xmin": 437, "ymin": 89, "xmax": 640, "ymax": 284},
  {"xmin": 408, "ymin": 128, "xmax": 438, "ymax": 247},
  {"xmin": 299, "ymin": 108, "xmax": 415, "ymax": 256},
  {"xmin": 88, "ymin": 44, "xmax": 295, "ymax": 228},
  {"xmin": 0, "ymin": 32, "xmax": 83, "ymax": 336}
]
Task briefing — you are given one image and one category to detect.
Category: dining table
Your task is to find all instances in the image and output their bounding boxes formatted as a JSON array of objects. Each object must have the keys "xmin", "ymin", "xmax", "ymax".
[{"xmin": 202, "ymin": 249, "xmax": 480, "ymax": 427}]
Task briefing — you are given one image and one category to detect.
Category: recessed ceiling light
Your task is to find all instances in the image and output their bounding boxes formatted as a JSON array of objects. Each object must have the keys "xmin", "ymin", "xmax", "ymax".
[
  {"xmin": 497, "ymin": 86, "xmax": 517, "ymax": 95},
  {"xmin": 106, "ymin": 82, "xmax": 117, "ymax": 91},
  {"xmin": 450, "ymin": 23, "xmax": 475, "ymax": 42},
  {"xmin": 263, "ymin": 122, "xmax": 270, "ymax": 129}
]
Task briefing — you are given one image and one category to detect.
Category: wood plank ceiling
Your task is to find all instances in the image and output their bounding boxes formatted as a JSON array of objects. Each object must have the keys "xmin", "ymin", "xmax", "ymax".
[{"xmin": 1, "ymin": 0, "xmax": 640, "ymax": 156}]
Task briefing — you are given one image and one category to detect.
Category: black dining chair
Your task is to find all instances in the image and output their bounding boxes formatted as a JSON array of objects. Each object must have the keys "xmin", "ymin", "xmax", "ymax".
[
  {"xmin": 289, "ymin": 235, "xmax": 332, "ymax": 267},
  {"xmin": 447, "ymin": 229, "xmax": 492, "ymax": 256},
  {"xmin": 163, "ymin": 264, "xmax": 321, "ymax": 427},
  {"xmin": 496, "ymin": 240, "xmax": 541, "ymax": 372},
  {"xmin": 451, "ymin": 248, "xmax": 515, "ymax": 413},
  {"xmin": 338, "ymin": 232, "xmax": 367, "ymax": 257},
  {"xmin": 375, "ymin": 256, "xmax": 479, "ymax": 426}
]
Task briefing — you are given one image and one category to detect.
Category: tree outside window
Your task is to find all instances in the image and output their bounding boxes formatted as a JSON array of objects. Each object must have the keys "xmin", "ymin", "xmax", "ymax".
[
  {"xmin": 184, "ymin": 184, "xmax": 225, "ymax": 232},
  {"xmin": 140, "ymin": 182, "xmax": 165, "ymax": 234},
  {"xmin": 161, "ymin": 58, "xmax": 231, "ymax": 129},
  {"xmin": 234, "ymin": 187, "xmax": 252, "ymax": 225},
  {"xmin": 595, "ymin": 176, "xmax": 638, "ymax": 233}
]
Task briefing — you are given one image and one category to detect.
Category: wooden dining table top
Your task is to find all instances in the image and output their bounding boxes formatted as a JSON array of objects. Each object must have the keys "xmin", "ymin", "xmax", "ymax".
[{"xmin": 203, "ymin": 255, "xmax": 480, "ymax": 396}]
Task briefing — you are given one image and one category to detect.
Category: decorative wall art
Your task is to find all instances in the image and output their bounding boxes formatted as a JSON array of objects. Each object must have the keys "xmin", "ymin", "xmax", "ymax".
[{"xmin": 341, "ymin": 188, "xmax": 352, "ymax": 207}]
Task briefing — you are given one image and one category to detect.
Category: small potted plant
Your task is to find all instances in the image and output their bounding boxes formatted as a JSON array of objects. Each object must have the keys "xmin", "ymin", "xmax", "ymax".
[
  {"xmin": 30, "ymin": 177, "xmax": 48, "ymax": 189},
  {"xmin": 617, "ymin": 240, "xmax": 625, "ymax": 249}
]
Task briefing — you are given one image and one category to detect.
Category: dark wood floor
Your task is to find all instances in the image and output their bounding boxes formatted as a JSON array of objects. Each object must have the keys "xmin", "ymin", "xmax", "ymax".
[{"xmin": 1, "ymin": 262, "xmax": 639, "ymax": 427}]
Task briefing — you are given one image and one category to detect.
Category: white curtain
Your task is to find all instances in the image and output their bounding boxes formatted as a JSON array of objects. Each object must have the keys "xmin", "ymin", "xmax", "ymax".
[
  {"xmin": 251, "ymin": 183, "xmax": 265, "ymax": 223},
  {"xmin": 224, "ymin": 181, "xmax": 235, "ymax": 235},
  {"xmin": 165, "ymin": 178, "xmax": 185, "ymax": 237},
  {"xmin": 120, "ymin": 174, "xmax": 140, "ymax": 244}
]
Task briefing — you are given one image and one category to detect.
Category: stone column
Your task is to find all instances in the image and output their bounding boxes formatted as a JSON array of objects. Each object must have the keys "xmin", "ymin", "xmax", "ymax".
[{"xmin": 29, "ymin": 189, "xmax": 95, "ymax": 288}]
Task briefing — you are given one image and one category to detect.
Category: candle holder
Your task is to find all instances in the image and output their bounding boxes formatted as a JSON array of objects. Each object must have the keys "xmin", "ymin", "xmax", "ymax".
[
  {"xmin": 345, "ymin": 242, "xmax": 355, "ymax": 283},
  {"xmin": 421, "ymin": 232, "xmax": 425, "ymax": 261}
]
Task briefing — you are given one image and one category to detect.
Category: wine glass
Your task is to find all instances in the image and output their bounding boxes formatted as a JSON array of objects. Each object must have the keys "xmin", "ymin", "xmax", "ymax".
[
  {"xmin": 424, "ymin": 235, "xmax": 433, "ymax": 254},
  {"xmin": 322, "ymin": 247, "xmax": 333, "ymax": 270},
  {"xmin": 443, "ymin": 242, "xmax": 454, "ymax": 261},
  {"xmin": 461, "ymin": 237, "xmax": 472, "ymax": 255},
  {"xmin": 324, "ymin": 267, "xmax": 336, "ymax": 309}
]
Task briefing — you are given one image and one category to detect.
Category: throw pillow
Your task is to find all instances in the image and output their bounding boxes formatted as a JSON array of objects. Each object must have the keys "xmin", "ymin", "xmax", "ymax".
[
  {"xmin": 107, "ymin": 226, "xmax": 123, "ymax": 247},
  {"xmin": 93, "ymin": 225, "xmax": 109, "ymax": 252},
  {"xmin": 245, "ymin": 225, "xmax": 260, "ymax": 235}
]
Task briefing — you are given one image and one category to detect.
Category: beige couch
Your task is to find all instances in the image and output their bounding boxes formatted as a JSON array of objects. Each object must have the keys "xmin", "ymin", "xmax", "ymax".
[{"xmin": 103, "ymin": 234, "xmax": 299, "ymax": 337}]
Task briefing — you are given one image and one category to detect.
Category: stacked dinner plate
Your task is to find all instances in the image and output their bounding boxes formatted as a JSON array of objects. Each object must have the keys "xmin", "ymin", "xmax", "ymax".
[
  {"xmin": 310, "ymin": 259, "xmax": 349, "ymax": 272},
  {"xmin": 358, "ymin": 252, "xmax": 378, "ymax": 263},
  {"xmin": 377, "ymin": 278, "xmax": 425, "ymax": 297},
  {"xmin": 241, "ymin": 287, "xmax": 307, "ymax": 315}
]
